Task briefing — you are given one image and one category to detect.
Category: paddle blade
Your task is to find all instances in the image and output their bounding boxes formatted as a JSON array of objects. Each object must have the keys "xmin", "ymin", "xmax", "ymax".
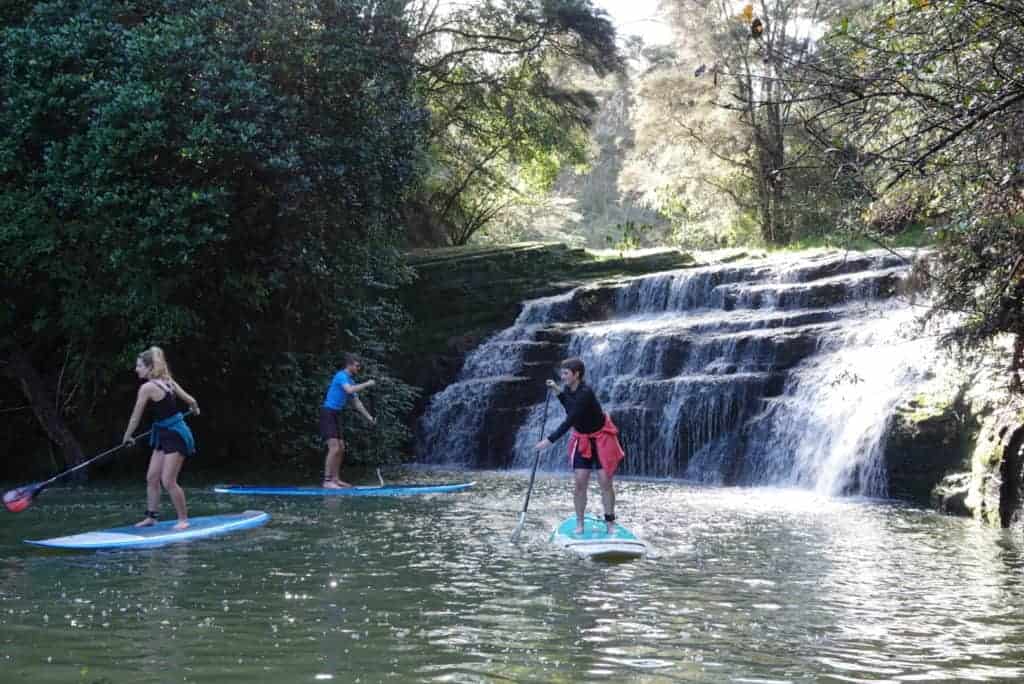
[
  {"xmin": 510, "ymin": 512, "xmax": 526, "ymax": 542},
  {"xmin": 3, "ymin": 485, "xmax": 37, "ymax": 513}
]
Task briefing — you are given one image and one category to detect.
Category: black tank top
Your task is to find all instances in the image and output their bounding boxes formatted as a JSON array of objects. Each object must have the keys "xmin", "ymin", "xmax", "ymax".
[{"xmin": 150, "ymin": 381, "xmax": 179, "ymax": 421}]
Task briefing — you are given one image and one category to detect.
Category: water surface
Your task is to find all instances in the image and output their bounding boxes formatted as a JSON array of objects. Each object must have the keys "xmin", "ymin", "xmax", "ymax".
[{"xmin": 2, "ymin": 470, "xmax": 1023, "ymax": 682}]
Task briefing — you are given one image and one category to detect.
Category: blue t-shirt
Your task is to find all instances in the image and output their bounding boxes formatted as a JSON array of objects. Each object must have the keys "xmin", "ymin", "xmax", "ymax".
[{"xmin": 323, "ymin": 370, "xmax": 353, "ymax": 410}]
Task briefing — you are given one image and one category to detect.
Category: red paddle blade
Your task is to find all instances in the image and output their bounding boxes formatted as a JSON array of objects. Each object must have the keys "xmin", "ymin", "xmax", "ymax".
[{"xmin": 3, "ymin": 486, "xmax": 37, "ymax": 513}]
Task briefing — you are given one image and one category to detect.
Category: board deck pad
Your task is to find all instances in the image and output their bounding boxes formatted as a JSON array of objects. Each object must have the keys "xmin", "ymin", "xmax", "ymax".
[
  {"xmin": 213, "ymin": 482, "xmax": 475, "ymax": 497},
  {"xmin": 550, "ymin": 515, "xmax": 647, "ymax": 560},
  {"xmin": 25, "ymin": 510, "xmax": 270, "ymax": 550}
]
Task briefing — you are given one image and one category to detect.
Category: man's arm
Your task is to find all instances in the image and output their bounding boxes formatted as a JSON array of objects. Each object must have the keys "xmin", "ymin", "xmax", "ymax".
[
  {"xmin": 343, "ymin": 379, "xmax": 376, "ymax": 394},
  {"xmin": 350, "ymin": 396, "xmax": 375, "ymax": 424}
]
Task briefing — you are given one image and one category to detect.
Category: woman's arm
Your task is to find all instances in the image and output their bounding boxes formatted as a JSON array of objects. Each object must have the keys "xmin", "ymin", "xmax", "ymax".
[
  {"xmin": 170, "ymin": 381, "xmax": 201, "ymax": 414},
  {"xmin": 124, "ymin": 384, "xmax": 155, "ymax": 443},
  {"xmin": 547, "ymin": 387, "xmax": 594, "ymax": 443}
]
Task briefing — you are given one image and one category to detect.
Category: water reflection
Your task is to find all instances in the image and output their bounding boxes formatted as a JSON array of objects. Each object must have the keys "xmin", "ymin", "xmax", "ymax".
[{"xmin": 1, "ymin": 474, "xmax": 1024, "ymax": 682}]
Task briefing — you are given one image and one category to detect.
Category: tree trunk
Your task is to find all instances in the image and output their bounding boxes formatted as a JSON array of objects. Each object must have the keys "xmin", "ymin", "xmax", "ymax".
[
  {"xmin": 766, "ymin": 100, "xmax": 786, "ymax": 243},
  {"xmin": 756, "ymin": 159, "xmax": 775, "ymax": 243},
  {"xmin": 1011, "ymin": 332, "xmax": 1023, "ymax": 394},
  {"xmin": 752, "ymin": 92, "xmax": 787, "ymax": 245},
  {"xmin": 754, "ymin": 129, "xmax": 786, "ymax": 244},
  {"xmin": 1, "ymin": 344, "xmax": 86, "ymax": 470}
]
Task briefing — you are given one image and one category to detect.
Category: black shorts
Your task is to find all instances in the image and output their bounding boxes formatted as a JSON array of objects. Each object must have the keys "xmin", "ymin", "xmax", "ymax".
[
  {"xmin": 319, "ymin": 407, "xmax": 344, "ymax": 441},
  {"xmin": 153, "ymin": 428, "xmax": 190, "ymax": 457},
  {"xmin": 572, "ymin": 437, "xmax": 601, "ymax": 470}
]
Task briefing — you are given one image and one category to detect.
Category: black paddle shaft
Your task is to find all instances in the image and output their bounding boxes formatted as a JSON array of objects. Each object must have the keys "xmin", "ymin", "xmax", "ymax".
[
  {"xmin": 5, "ymin": 408, "xmax": 194, "ymax": 504},
  {"xmin": 520, "ymin": 390, "xmax": 551, "ymax": 516}
]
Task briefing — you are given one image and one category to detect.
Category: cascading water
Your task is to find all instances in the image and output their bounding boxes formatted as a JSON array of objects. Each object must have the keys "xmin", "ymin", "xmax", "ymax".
[
  {"xmin": 417, "ymin": 292, "xmax": 575, "ymax": 467},
  {"xmin": 416, "ymin": 250, "xmax": 936, "ymax": 496}
]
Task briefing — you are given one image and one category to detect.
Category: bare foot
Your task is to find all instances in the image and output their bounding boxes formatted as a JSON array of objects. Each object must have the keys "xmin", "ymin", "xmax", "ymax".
[
  {"xmin": 322, "ymin": 479, "xmax": 352, "ymax": 489},
  {"xmin": 574, "ymin": 526, "xmax": 585, "ymax": 535},
  {"xmin": 134, "ymin": 517, "xmax": 157, "ymax": 528},
  {"xmin": 173, "ymin": 520, "xmax": 190, "ymax": 530}
]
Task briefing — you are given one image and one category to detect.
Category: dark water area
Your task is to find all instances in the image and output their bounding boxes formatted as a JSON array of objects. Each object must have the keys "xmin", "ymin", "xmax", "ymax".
[{"xmin": 2, "ymin": 470, "xmax": 1024, "ymax": 682}]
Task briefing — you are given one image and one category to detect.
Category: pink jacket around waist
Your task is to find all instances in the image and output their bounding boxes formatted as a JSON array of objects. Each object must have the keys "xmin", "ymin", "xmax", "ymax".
[{"xmin": 568, "ymin": 414, "xmax": 625, "ymax": 476}]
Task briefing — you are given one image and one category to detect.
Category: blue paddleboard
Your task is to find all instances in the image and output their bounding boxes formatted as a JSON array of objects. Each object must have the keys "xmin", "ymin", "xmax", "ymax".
[
  {"xmin": 550, "ymin": 515, "xmax": 647, "ymax": 560},
  {"xmin": 25, "ymin": 510, "xmax": 270, "ymax": 550},
  {"xmin": 213, "ymin": 482, "xmax": 475, "ymax": 497}
]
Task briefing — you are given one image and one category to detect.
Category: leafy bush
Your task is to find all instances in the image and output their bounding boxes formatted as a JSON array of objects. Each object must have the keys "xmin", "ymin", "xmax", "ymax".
[{"xmin": 1, "ymin": 0, "xmax": 426, "ymax": 474}]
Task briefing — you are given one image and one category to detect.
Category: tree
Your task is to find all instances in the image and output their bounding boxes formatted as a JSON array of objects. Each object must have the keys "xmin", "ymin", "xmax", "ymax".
[
  {"xmin": 801, "ymin": 0, "xmax": 1024, "ymax": 389},
  {"xmin": 405, "ymin": 0, "xmax": 621, "ymax": 245},
  {"xmin": 0, "ymin": 1, "xmax": 34, "ymax": 27},
  {"xmin": 1, "ymin": 0, "xmax": 425, "ymax": 475},
  {"xmin": 660, "ymin": 0, "xmax": 869, "ymax": 244}
]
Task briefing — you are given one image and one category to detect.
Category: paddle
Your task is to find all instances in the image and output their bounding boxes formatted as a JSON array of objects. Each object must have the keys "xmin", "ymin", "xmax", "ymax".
[
  {"xmin": 511, "ymin": 387, "xmax": 552, "ymax": 542},
  {"xmin": 3, "ymin": 409, "xmax": 193, "ymax": 513}
]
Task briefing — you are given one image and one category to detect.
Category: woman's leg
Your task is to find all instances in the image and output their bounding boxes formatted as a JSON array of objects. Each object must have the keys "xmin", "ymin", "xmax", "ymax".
[
  {"xmin": 598, "ymin": 469, "xmax": 615, "ymax": 533},
  {"xmin": 160, "ymin": 452, "xmax": 189, "ymax": 529},
  {"xmin": 573, "ymin": 468, "xmax": 591, "ymax": 533},
  {"xmin": 136, "ymin": 451, "xmax": 166, "ymax": 527}
]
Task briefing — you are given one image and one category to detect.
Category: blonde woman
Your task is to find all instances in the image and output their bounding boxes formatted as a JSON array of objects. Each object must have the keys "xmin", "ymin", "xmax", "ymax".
[{"xmin": 123, "ymin": 347, "xmax": 200, "ymax": 529}]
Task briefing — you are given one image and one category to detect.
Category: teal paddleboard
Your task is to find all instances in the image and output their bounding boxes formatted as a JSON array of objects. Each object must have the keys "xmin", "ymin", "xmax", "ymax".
[
  {"xmin": 25, "ymin": 510, "xmax": 269, "ymax": 550},
  {"xmin": 550, "ymin": 515, "xmax": 647, "ymax": 560},
  {"xmin": 213, "ymin": 482, "xmax": 475, "ymax": 497}
]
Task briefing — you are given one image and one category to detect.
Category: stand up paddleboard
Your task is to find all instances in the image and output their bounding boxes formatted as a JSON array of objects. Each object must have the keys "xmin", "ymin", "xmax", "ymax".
[
  {"xmin": 213, "ymin": 482, "xmax": 475, "ymax": 497},
  {"xmin": 551, "ymin": 515, "xmax": 647, "ymax": 561},
  {"xmin": 25, "ymin": 510, "xmax": 270, "ymax": 550}
]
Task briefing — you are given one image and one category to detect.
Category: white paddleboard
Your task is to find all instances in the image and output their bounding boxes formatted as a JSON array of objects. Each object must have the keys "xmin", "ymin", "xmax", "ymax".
[
  {"xmin": 551, "ymin": 515, "xmax": 647, "ymax": 561},
  {"xmin": 25, "ymin": 510, "xmax": 270, "ymax": 550}
]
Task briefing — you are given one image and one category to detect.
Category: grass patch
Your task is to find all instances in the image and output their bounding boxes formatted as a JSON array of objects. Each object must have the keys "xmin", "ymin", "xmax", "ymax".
[{"xmin": 774, "ymin": 224, "xmax": 936, "ymax": 252}]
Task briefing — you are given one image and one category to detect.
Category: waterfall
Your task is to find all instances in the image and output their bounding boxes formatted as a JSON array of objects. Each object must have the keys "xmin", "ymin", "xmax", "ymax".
[
  {"xmin": 416, "ymin": 250, "xmax": 934, "ymax": 496},
  {"xmin": 416, "ymin": 292, "xmax": 574, "ymax": 467}
]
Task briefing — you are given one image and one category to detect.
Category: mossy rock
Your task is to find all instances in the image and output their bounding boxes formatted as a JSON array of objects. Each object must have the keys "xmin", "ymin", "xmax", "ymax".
[
  {"xmin": 884, "ymin": 385, "xmax": 965, "ymax": 503},
  {"xmin": 394, "ymin": 242, "xmax": 696, "ymax": 403}
]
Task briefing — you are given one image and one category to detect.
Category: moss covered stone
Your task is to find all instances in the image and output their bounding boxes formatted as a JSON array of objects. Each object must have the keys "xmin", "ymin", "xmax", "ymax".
[
  {"xmin": 395, "ymin": 242, "xmax": 695, "ymax": 412},
  {"xmin": 884, "ymin": 382, "xmax": 966, "ymax": 504}
]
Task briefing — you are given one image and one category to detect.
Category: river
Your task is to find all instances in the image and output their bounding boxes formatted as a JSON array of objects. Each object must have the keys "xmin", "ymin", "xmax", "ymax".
[{"xmin": 2, "ymin": 469, "xmax": 1023, "ymax": 682}]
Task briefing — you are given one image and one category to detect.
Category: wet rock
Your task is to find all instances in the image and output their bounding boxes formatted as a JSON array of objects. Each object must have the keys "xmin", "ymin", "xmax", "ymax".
[
  {"xmin": 890, "ymin": 336, "xmax": 1024, "ymax": 525},
  {"xmin": 965, "ymin": 404, "xmax": 1024, "ymax": 527},
  {"xmin": 931, "ymin": 473, "xmax": 971, "ymax": 516},
  {"xmin": 885, "ymin": 385, "xmax": 966, "ymax": 504}
]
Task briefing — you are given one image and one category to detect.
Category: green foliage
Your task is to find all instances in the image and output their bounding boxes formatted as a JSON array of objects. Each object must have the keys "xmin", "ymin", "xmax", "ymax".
[
  {"xmin": 0, "ymin": 0, "xmax": 426, "ymax": 472},
  {"xmin": 410, "ymin": 0, "xmax": 620, "ymax": 245},
  {"xmin": 661, "ymin": 0, "xmax": 856, "ymax": 244},
  {"xmin": 804, "ymin": 0, "xmax": 1024, "ymax": 379},
  {"xmin": 604, "ymin": 220, "xmax": 653, "ymax": 253},
  {"xmin": 0, "ymin": 1, "xmax": 34, "ymax": 27},
  {"xmin": 923, "ymin": 217, "xmax": 1024, "ymax": 352}
]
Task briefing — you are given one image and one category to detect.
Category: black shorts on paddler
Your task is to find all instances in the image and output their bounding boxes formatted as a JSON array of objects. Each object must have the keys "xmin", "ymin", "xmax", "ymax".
[
  {"xmin": 153, "ymin": 427, "xmax": 190, "ymax": 457},
  {"xmin": 571, "ymin": 437, "xmax": 602, "ymax": 470},
  {"xmin": 319, "ymin": 407, "xmax": 344, "ymax": 441}
]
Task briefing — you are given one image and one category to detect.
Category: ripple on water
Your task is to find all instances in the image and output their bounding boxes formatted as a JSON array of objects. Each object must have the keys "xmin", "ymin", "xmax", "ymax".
[{"xmin": 1, "ymin": 474, "xmax": 1024, "ymax": 681}]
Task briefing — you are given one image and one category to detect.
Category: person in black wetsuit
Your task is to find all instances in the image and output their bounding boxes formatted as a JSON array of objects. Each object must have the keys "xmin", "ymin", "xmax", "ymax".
[
  {"xmin": 122, "ymin": 347, "xmax": 200, "ymax": 529},
  {"xmin": 534, "ymin": 357, "xmax": 624, "ymax": 534}
]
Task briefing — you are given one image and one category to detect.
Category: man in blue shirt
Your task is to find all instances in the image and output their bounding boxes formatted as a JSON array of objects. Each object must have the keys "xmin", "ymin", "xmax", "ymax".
[{"xmin": 320, "ymin": 353, "xmax": 376, "ymax": 487}]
